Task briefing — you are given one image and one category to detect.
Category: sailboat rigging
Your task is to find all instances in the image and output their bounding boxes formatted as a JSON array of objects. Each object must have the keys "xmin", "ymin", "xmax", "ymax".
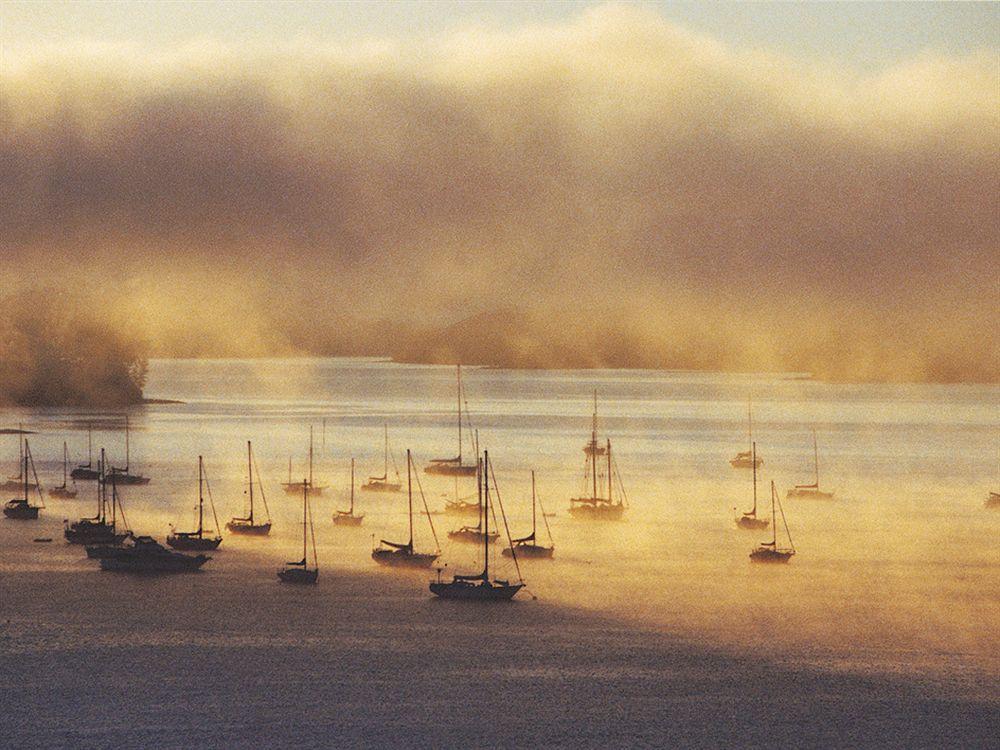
[
  {"xmin": 227, "ymin": 441, "xmax": 272, "ymax": 535},
  {"xmin": 731, "ymin": 399, "xmax": 764, "ymax": 469},
  {"xmin": 109, "ymin": 416, "xmax": 150, "ymax": 485},
  {"xmin": 430, "ymin": 450, "xmax": 525, "ymax": 600},
  {"xmin": 735, "ymin": 442, "xmax": 769, "ymax": 530},
  {"xmin": 49, "ymin": 441, "xmax": 79, "ymax": 499},
  {"xmin": 448, "ymin": 456, "xmax": 499, "ymax": 544},
  {"xmin": 279, "ymin": 479, "xmax": 319, "ymax": 584},
  {"xmin": 786, "ymin": 429, "xmax": 835, "ymax": 500},
  {"xmin": 362, "ymin": 424, "xmax": 402, "ymax": 492},
  {"xmin": 283, "ymin": 425, "xmax": 327, "ymax": 495},
  {"xmin": 66, "ymin": 449, "xmax": 130, "ymax": 544},
  {"xmin": 333, "ymin": 458, "xmax": 364, "ymax": 526},
  {"xmin": 3, "ymin": 439, "xmax": 44, "ymax": 519},
  {"xmin": 168, "ymin": 456, "xmax": 223, "ymax": 550},
  {"xmin": 503, "ymin": 470, "xmax": 554, "ymax": 559},
  {"xmin": 569, "ymin": 438, "xmax": 626, "ymax": 520},
  {"xmin": 425, "ymin": 365, "xmax": 478, "ymax": 476},
  {"xmin": 583, "ymin": 391, "xmax": 607, "ymax": 457},
  {"xmin": 749, "ymin": 481, "xmax": 796, "ymax": 563},
  {"xmin": 71, "ymin": 425, "xmax": 101, "ymax": 480},
  {"xmin": 1, "ymin": 427, "xmax": 38, "ymax": 492},
  {"xmin": 372, "ymin": 449, "xmax": 440, "ymax": 568}
]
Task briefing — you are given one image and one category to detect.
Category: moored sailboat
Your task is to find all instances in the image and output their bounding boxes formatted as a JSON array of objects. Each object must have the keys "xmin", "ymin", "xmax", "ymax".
[
  {"xmin": 66, "ymin": 449, "xmax": 130, "ymax": 544},
  {"xmin": 3, "ymin": 440, "xmax": 44, "ymax": 520},
  {"xmin": 84, "ymin": 473, "xmax": 134, "ymax": 558},
  {"xmin": 167, "ymin": 455, "xmax": 223, "ymax": 550},
  {"xmin": 730, "ymin": 399, "xmax": 764, "ymax": 469},
  {"xmin": 108, "ymin": 416, "xmax": 150, "ymax": 485},
  {"xmin": 282, "ymin": 425, "xmax": 327, "ymax": 495},
  {"xmin": 49, "ymin": 442, "xmax": 79, "ymax": 499},
  {"xmin": 569, "ymin": 438, "xmax": 626, "ymax": 520},
  {"xmin": 786, "ymin": 430, "xmax": 835, "ymax": 500},
  {"xmin": 70, "ymin": 425, "xmax": 100, "ymax": 481},
  {"xmin": 279, "ymin": 480, "xmax": 319, "ymax": 584},
  {"xmin": 430, "ymin": 450, "xmax": 525, "ymax": 601},
  {"xmin": 1, "ymin": 428, "xmax": 39, "ymax": 492},
  {"xmin": 333, "ymin": 458, "xmax": 364, "ymax": 526},
  {"xmin": 425, "ymin": 365, "xmax": 477, "ymax": 476},
  {"xmin": 448, "ymin": 457, "xmax": 498, "ymax": 545},
  {"xmin": 373, "ymin": 450, "xmax": 440, "ymax": 568},
  {"xmin": 362, "ymin": 424, "xmax": 402, "ymax": 493},
  {"xmin": 227, "ymin": 441, "xmax": 272, "ymax": 536},
  {"xmin": 503, "ymin": 470, "xmax": 554, "ymax": 559},
  {"xmin": 735, "ymin": 442, "xmax": 769, "ymax": 531},
  {"xmin": 583, "ymin": 391, "xmax": 607, "ymax": 457},
  {"xmin": 749, "ymin": 481, "xmax": 796, "ymax": 564}
]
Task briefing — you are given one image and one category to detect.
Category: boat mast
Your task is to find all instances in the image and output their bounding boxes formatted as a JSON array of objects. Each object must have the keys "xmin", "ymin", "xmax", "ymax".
[
  {"xmin": 531, "ymin": 470, "xmax": 537, "ymax": 539},
  {"xmin": 22, "ymin": 443, "xmax": 28, "ymax": 502},
  {"xmin": 383, "ymin": 424, "xmax": 389, "ymax": 479},
  {"xmin": 309, "ymin": 425, "xmax": 314, "ymax": 488},
  {"xmin": 87, "ymin": 425, "xmax": 93, "ymax": 467},
  {"xmin": 607, "ymin": 439, "xmax": 613, "ymax": 505},
  {"xmin": 99, "ymin": 448, "xmax": 107, "ymax": 523},
  {"xmin": 17, "ymin": 427, "xmax": 23, "ymax": 481},
  {"xmin": 301, "ymin": 480, "xmax": 308, "ymax": 564},
  {"xmin": 198, "ymin": 455, "xmax": 204, "ymax": 537},
  {"xmin": 62, "ymin": 441, "xmax": 68, "ymax": 488},
  {"xmin": 747, "ymin": 399, "xmax": 753, "ymax": 455},
  {"xmin": 124, "ymin": 415, "xmax": 130, "ymax": 472},
  {"xmin": 751, "ymin": 441, "xmax": 758, "ymax": 515},
  {"xmin": 247, "ymin": 441, "xmax": 255, "ymax": 524},
  {"xmin": 483, "ymin": 450, "xmax": 489, "ymax": 582},
  {"xmin": 350, "ymin": 458, "xmax": 355, "ymax": 514},
  {"xmin": 456, "ymin": 365, "xmax": 463, "ymax": 464},
  {"xmin": 591, "ymin": 420, "xmax": 598, "ymax": 502},
  {"xmin": 770, "ymin": 481, "xmax": 777, "ymax": 546},
  {"xmin": 407, "ymin": 449, "xmax": 413, "ymax": 550},
  {"xmin": 812, "ymin": 429, "xmax": 820, "ymax": 487}
]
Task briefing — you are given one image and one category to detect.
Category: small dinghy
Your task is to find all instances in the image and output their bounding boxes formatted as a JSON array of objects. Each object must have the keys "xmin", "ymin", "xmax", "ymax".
[
  {"xmin": 786, "ymin": 430, "xmax": 835, "ymax": 500},
  {"xmin": 333, "ymin": 458, "xmax": 364, "ymax": 527},
  {"xmin": 279, "ymin": 480, "xmax": 319, "ymax": 584},
  {"xmin": 430, "ymin": 450, "xmax": 525, "ymax": 601},
  {"xmin": 735, "ymin": 442, "xmax": 769, "ymax": 531},
  {"xmin": 503, "ymin": 470, "xmax": 554, "ymax": 559},
  {"xmin": 167, "ymin": 455, "xmax": 223, "ymax": 551},
  {"xmin": 373, "ymin": 450, "xmax": 440, "ymax": 569},
  {"xmin": 4, "ymin": 440, "xmax": 44, "ymax": 520},
  {"xmin": 226, "ymin": 441, "xmax": 272, "ymax": 536},
  {"xmin": 749, "ymin": 481, "xmax": 796, "ymax": 564},
  {"xmin": 362, "ymin": 425, "xmax": 402, "ymax": 493},
  {"xmin": 48, "ymin": 442, "xmax": 78, "ymax": 499}
]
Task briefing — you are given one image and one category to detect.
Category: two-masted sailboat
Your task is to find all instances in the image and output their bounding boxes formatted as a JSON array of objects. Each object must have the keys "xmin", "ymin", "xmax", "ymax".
[
  {"xmin": 71, "ymin": 426, "xmax": 101, "ymax": 480},
  {"xmin": 333, "ymin": 458, "xmax": 364, "ymax": 526},
  {"xmin": 749, "ymin": 481, "xmax": 796, "ymax": 564},
  {"xmin": 731, "ymin": 399, "xmax": 764, "ymax": 469},
  {"xmin": 279, "ymin": 480, "xmax": 319, "ymax": 584},
  {"xmin": 66, "ymin": 449, "xmax": 130, "ymax": 544},
  {"xmin": 430, "ymin": 450, "xmax": 525, "ymax": 600},
  {"xmin": 108, "ymin": 416, "xmax": 150, "ymax": 485},
  {"xmin": 786, "ymin": 429, "xmax": 834, "ymax": 500},
  {"xmin": 583, "ymin": 391, "xmax": 607, "ymax": 457},
  {"xmin": 3, "ymin": 440, "xmax": 44, "ymax": 519},
  {"xmin": 373, "ymin": 450, "xmax": 440, "ymax": 568},
  {"xmin": 1, "ymin": 428, "xmax": 38, "ymax": 492},
  {"xmin": 362, "ymin": 425, "xmax": 402, "ymax": 493},
  {"xmin": 282, "ymin": 425, "xmax": 327, "ymax": 496},
  {"xmin": 425, "ymin": 365, "xmax": 477, "ymax": 476},
  {"xmin": 49, "ymin": 442, "xmax": 79, "ymax": 499},
  {"xmin": 503, "ymin": 470, "xmax": 554, "ymax": 559},
  {"xmin": 226, "ymin": 441, "xmax": 272, "ymax": 536},
  {"xmin": 735, "ymin": 442, "xmax": 769, "ymax": 530},
  {"xmin": 168, "ymin": 456, "xmax": 223, "ymax": 550},
  {"xmin": 569, "ymin": 438, "xmax": 626, "ymax": 520},
  {"xmin": 448, "ymin": 457, "xmax": 498, "ymax": 544}
]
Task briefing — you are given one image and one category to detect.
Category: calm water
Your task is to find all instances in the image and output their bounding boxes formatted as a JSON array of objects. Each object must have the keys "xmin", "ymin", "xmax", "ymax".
[{"xmin": 1, "ymin": 358, "xmax": 998, "ymax": 747}]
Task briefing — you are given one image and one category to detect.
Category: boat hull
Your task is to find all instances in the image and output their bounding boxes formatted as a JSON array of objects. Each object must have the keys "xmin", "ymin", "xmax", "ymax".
[
  {"xmin": 226, "ymin": 520, "xmax": 271, "ymax": 536},
  {"xmin": 443, "ymin": 502, "xmax": 479, "ymax": 516},
  {"xmin": 65, "ymin": 523, "xmax": 128, "ymax": 545},
  {"xmin": 361, "ymin": 481, "xmax": 401, "ymax": 493},
  {"xmin": 568, "ymin": 502, "xmax": 624, "ymax": 521},
  {"xmin": 3, "ymin": 500, "xmax": 39, "ymax": 519},
  {"xmin": 447, "ymin": 529, "xmax": 498, "ymax": 544},
  {"xmin": 502, "ymin": 543, "xmax": 553, "ymax": 559},
  {"xmin": 786, "ymin": 488, "xmax": 835, "ymax": 500},
  {"xmin": 100, "ymin": 552, "xmax": 209, "ymax": 573},
  {"xmin": 166, "ymin": 533, "xmax": 222, "ymax": 551},
  {"xmin": 48, "ymin": 487, "xmax": 78, "ymax": 499},
  {"xmin": 70, "ymin": 468, "xmax": 100, "ymax": 481},
  {"xmin": 424, "ymin": 463, "xmax": 477, "ymax": 477},
  {"xmin": 278, "ymin": 567, "xmax": 319, "ymax": 584},
  {"xmin": 987, "ymin": 492, "xmax": 1000, "ymax": 509},
  {"xmin": 750, "ymin": 548, "xmax": 794, "ymax": 564},
  {"xmin": 735, "ymin": 516, "xmax": 770, "ymax": 530},
  {"xmin": 429, "ymin": 580, "xmax": 523, "ymax": 600},
  {"xmin": 372, "ymin": 548, "xmax": 438, "ymax": 568},
  {"xmin": 730, "ymin": 458, "xmax": 763, "ymax": 469},
  {"xmin": 282, "ymin": 483, "xmax": 325, "ymax": 496},
  {"xmin": 333, "ymin": 513, "xmax": 364, "ymax": 526},
  {"xmin": 111, "ymin": 474, "xmax": 150, "ymax": 485}
]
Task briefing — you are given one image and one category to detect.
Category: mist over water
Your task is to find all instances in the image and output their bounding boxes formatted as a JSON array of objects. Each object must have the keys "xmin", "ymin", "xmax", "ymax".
[{"xmin": 3, "ymin": 358, "xmax": 997, "ymax": 693}]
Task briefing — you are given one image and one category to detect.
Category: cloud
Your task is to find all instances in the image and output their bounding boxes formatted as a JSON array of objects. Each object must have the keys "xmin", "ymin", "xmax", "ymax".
[{"xmin": 1, "ymin": 3, "xmax": 997, "ymax": 380}]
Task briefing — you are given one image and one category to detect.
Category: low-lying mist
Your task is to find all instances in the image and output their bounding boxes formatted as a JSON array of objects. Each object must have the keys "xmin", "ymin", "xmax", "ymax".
[{"xmin": 2, "ymin": 4, "xmax": 997, "ymax": 382}]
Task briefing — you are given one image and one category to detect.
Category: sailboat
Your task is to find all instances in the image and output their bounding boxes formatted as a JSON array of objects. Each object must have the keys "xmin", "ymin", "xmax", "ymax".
[
  {"xmin": 503, "ymin": 470, "xmax": 554, "ymax": 559},
  {"xmin": 730, "ymin": 399, "xmax": 764, "ymax": 469},
  {"xmin": 109, "ymin": 416, "xmax": 150, "ymax": 485},
  {"xmin": 786, "ymin": 430, "xmax": 835, "ymax": 500},
  {"xmin": 425, "ymin": 365, "xmax": 478, "ymax": 476},
  {"xmin": 48, "ymin": 442, "xmax": 79, "ymax": 499},
  {"xmin": 583, "ymin": 391, "xmax": 607, "ymax": 457},
  {"xmin": 84, "ymin": 470, "xmax": 135, "ymax": 558},
  {"xmin": 735, "ymin": 442, "xmax": 769, "ymax": 530},
  {"xmin": 1, "ymin": 428, "xmax": 39, "ymax": 492},
  {"xmin": 749, "ymin": 481, "xmax": 796, "ymax": 564},
  {"xmin": 226, "ymin": 441, "xmax": 272, "ymax": 536},
  {"xmin": 430, "ymin": 450, "xmax": 525, "ymax": 600},
  {"xmin": 167, "ymin": 456, "xmax": 223, "ymax": 550},
  {"xmin": 278, "ymin": 480, "xmax": 319, "ymax": 584},
  {"xmin": 333, "ymin": 458, "xmax": 364, "ymax": 526},
  {"xmin": 66, "ymin": 449, "xmax": 130, "ymax": 544},
  {"xmin": 372, "ymin": 449, "xmax": 440, "ymax": 568},
  {"xmin": 362, "ymin": 424, "xmax": 402, "ymax": 492},
  {"xmin": 71, "ymin": 425, "xmax": 101, "ymax": 480},
  {"xmin": 3, "ymin": 440, "xmax": 44, "ymax": 519},
  {"xmin": 448, "ymin": 457, "xmax": 499, "ymax": 545},
  {"xmin": 569, "ymin": 438, "xmax": 626, "ymax": 520},
  {"xmin": 282, "ymin": 425, "xmax": 327, "ymax": 495}
]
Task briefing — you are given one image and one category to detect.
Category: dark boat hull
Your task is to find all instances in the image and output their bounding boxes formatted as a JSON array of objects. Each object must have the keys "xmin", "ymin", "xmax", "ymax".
[
  {"xmin": 443, "ymin": 502, "xmax": 479, "ymax": 516},
  {"xmin": 424, "ymin": 463, "xmax": 477, "ymax": 477},
  {"xmin": 166, "ymin": 533, "xmax": 222, "ymax": 550},
  {"xmin": 372, "ymin": 548, "xmax": 438, "ymax": 568},
  {"xmin": 568, "ymin": 502, "xmax": 624, "ymax": 521},
  {"xmin": 278, "ymin": 567, "xmax": 318, "ymax": 584},
  {"xmin": 502, "ymin": 543, "xmax": 553, "ymax": 559},
  {"xmin": 736, "ymin": 516, "xmax": 770, "ymax": 530},
  {"xmin": 111, "ymin": 474, "xmax": 150, "ymax": 485},
  {"xmin": 226, "ymin": 520, "xmax": 271, "ymax": 536},
  {"xmin": 70, "ymin": 468, "xmax": 100, "ymax": 481},
  {"xmin": 65, "ymin": 525, "xmax": 128, "ymax": 545},
  {"xmin": 750, "ymin": 548, "xmax": 794, "ymax": 564},
  {"xmin": 429, "ymin": 580, "xmax": 523, "ymax": 600},
  {"xmin": 282, "ymin": 483, "xmax": 325, "ymax": 496},
  {"xmin": 730, "ymin": 457, "xmax": 763, "ymax": 469},
  {"xmin": 333, "ymin": 513, "xmax": 364, "ymax": 526},
  {"xmin": 100, "ymin": 552, "xmax": 209, "ymax": 573},
  {"xmin": 3, "ymin": 501, "xmax": 39, "ymax": 519},
  {"xmin": 85, "ymin": 542, "xmax": 131, "ymax": 559},
  {"xmin": 447, "ymin": 529, "xmax": 498, "ymax": 544},
  {"xmin": 361, "ymin": 481, "xmax": 401, "ymax": 493}
]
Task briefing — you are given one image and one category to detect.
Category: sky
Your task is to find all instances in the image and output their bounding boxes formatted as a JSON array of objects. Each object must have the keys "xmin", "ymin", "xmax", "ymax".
[{"xmin": 1, "ymin": 1, "xmax": 997, "ymax": 381}]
